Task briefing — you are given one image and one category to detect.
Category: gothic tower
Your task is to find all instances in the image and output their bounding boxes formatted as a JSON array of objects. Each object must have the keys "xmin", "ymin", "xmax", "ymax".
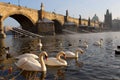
[{"xmin": 104, "ymin": 9, "xmax": 112, "ymax": 30}]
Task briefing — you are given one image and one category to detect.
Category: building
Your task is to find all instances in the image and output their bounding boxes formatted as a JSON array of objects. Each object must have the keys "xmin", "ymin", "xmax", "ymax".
[
  {"xmin": 92, "ymin": 14, "xmax": 99, "ymax": 22},
  {"xmin": 37, "ymin": 18, "xmax": 55, "ymax": 35},
  {"xmin": 92, "ymin": 14, "xmax": 99, "ymax": 27},
  {"xmin": 112, "ymin": 19, "xmax": 120, "ymax": 31},
  {"xmin": 104, "ymin": 9, "xmax": 112, "ymax": 30}
]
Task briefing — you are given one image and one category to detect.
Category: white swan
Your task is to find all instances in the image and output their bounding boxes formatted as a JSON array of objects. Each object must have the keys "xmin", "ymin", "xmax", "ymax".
[
  {"xmin": 37, "ymin": 39, "xmax": 43, "ymax": 51},
  {"xmin": 44, "ymin": 51, "xmax": 67, "ymax": 66},
  {"xmin": 65, "ymin": 48, "xmax": 84, "ymax": 58},
  {"xmin": 93, "ymin": 39, "xmax": 103, "ymax": 46},
  {"xmin": 15, "ymin": 51, "xmax": 48, "ymax": 72},
  {"xmin": 79, "ymin": 41, "xmax": 88, "ymax": 48},
  {"xmin": 15, "ymin": 53, "xmax": 39, "ymax": 59}
]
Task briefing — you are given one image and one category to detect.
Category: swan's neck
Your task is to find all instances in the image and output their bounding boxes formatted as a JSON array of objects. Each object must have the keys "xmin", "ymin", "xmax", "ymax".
[
  {"xmin": 56, "ymin": 54, "xmax": 66, "ymax": 64},
  {"xmin": 58, "ymin": 56, "xmax": 66, "ymax": 63},
  {"xmin": 75, "ymin": 50, "xmax": 79, "ymax": 57},
  {"xmin": 39, "ymin": 55, "xmax": 46, "ymax": 71},
  {"xmin": 84, "ymin": 43, "xmax": 88, "ymax": 47},
  {"xmin": 99, "ymin": 40, "xmax": 102, "ymax": 46},
  {"xmin": 100, "ymin": 40, "xmax": 102, "ymax": 44}
]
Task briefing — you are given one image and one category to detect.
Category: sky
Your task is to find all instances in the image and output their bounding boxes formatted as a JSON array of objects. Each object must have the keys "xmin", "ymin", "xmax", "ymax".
[{"xmin": 1, "ymin": 0, "xmax": 120, "ymax": 27}]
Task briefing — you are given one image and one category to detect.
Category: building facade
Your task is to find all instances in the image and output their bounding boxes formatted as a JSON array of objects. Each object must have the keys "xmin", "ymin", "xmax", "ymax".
[{"xmin": 104, "ymin": 9, "xmax": 112, "ymax": 30}]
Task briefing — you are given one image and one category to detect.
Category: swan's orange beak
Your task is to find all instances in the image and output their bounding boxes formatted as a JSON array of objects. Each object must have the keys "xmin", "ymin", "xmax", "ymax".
[{"xmin": 45, "ymin": 55, "xmax": 48, "ymax": 60}]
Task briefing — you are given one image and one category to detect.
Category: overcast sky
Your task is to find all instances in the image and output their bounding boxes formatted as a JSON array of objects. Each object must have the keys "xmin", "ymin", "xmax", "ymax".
[{"xmin": 1, "ymin": 0, "xmax": 120, "ymax": 27}]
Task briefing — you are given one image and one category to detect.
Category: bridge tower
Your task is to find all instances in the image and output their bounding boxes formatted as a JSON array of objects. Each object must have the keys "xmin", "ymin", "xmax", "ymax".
[
  {"xmin": 104, "ymin": 9, "xmax": 112, "ymax": 30},
  {"xmin": 0, "ymin": 14, "xmax": 6, "ymax": 38}
]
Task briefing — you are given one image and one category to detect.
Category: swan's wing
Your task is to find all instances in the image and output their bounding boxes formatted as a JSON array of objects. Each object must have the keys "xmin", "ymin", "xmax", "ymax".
[
  {"xmin": 15, "ymin": 57, "xmax": 27, "ymax": 67},
  {"xmin": 15, "ymin": 53, "xmax": 39, "ymax": 59},
  {"xmin": 65, "ymin": 51, "xmax": 75, "ymax": 57},
  {"xmin": 44, "ymin": 57, "xmax": 57, "ymax": 65},
  {"xmin": 79, "ymin": 43, "xmax": 88, "ymax": 48},
  {"xmin": 17, "ymin": 61, "xmax": 41, "ymax": 71},
  {"xmin": 44, "ymin": 57, "xmax": 65, "ymax": 66},
  {"xmin": 26, "ymin": 57, "xmax": 41, "ymax": 66},
  {"xmin": 26, "ymin": 60, "xmax": 41, "ymax": 71},
  {"xmin": 93, "ymin": 41, "xmax": 98, "ymax": 45},
  {"xmin": 15, "ymin": 57, "xmax": 41, "ymax": 71}
]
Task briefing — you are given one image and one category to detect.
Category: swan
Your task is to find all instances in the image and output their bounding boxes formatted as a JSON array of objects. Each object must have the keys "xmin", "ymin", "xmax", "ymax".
[
  {"xmin": 37, "ymin": 39, "xmax": 43, "ymax": 51},
  {"xmin": 44, "ymin": 51, "xmax": 67, "ymax": 66},
  {"xmin": 93, "ymin": 39, "xmax": 103, "ymax": 46},
  {"xmin": 15, "ymin": 51, "xmax": 48, "ymax": 72},
  {"xmin": 65, "ymin": 48, "xmax": 84, "ymax": 58},
  {"xmin": 15, "ymin": 53, "xmax": 39, "ymax": 59},
  {"xmin": 79, "ymin": 41, "xmax": 88, "ymax": 48}
]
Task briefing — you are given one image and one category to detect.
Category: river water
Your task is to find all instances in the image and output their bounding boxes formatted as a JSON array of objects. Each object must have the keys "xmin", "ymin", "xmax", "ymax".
[{"xmin": 2, "ymin": 31, "xmax": 120, "ymax": 80}]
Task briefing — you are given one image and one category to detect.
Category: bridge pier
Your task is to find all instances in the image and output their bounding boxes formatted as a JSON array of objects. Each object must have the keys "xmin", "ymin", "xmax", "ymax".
[
  {"xmin": 0, "ymin": 15, "xmax": 6, "ymax": 38},
  {"xmin": 0, "ymin": 39, "xmax": 5, "ymax": 49},
  {"xmin": 0, "ymin": 30, "xmax": 6, "ymax": 38}
]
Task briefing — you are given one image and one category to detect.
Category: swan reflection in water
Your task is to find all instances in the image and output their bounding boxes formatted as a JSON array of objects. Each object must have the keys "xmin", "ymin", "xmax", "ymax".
[
  {"xmin": 46, "ymin": 66, "xmax": 66, "ymax": 80},
  {"xmin": 54, "ymin": 68, "xmax": 65, "ymax": 80},
  {"xmin": 19, "ymin": 71, "xmax": 46, "ymax": 80},
  {"xmin": 53, "ymin": 59, "xmax": 84, "ymax": 80},
  {"xmin": 66, "ymin": 58, "xmax": 84, "ymax": 68},
  {"xmin": 75, "ymin": 58, "xmax": 84, "ymax": 68},
  {"xmin": 52, "ymin": 58, "xmax": 84, "ymax": 80}
]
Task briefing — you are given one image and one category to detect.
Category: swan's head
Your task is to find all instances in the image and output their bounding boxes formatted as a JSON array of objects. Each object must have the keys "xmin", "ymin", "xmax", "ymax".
[
  {"xmin": 100, "ymin": 38, "xmax": 103, "ymax": 42},
  {"xmin": 45, "ymin": 54, "xmax": 48, "ymax": 60},
  {"xmin": 76, "ymin": 48, "xmax": 84, "ymax": 54},
  {"xmin": 38, "ymin": 39, "xmax": 41, "ymax": 43},
  {"xmin": 39, "ymin": 51, "xmax": 48, "ymax": 60},
  {"xmin": 79, "ymin": 40, "xmax": 82, "ymax": 42},
  {"xmin": 58, "ymin": 51, "xmax": 66, "ymax": 59}
]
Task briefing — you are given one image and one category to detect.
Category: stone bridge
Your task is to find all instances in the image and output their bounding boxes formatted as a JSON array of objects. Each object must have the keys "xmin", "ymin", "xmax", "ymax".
[{"xmin": 0, "ymin": 2, "xmax": 99, "ymax": 38}]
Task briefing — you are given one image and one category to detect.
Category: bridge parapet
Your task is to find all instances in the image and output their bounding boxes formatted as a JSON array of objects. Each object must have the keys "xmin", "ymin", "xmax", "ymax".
[
  {"xmin": 67, "ymin": 16, "xmax": 79, "ymax": 26},
  {"xmin": 0, "ymin": 2, "xmax": 38, "ymax": 24},
  {"xmin": 43, "ymin": 11, "xmax": 65, "ymax": 25}
]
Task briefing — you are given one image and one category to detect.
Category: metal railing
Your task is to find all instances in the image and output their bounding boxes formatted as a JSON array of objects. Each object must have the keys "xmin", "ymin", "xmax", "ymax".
[{"xmin": 11, "ymin": 27, "xmax": 43, "ymax": 38}]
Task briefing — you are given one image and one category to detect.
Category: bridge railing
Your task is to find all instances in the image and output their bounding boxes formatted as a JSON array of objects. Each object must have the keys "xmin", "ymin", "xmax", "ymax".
[{"xmin": 11, "ymin": 27, "xmax": 43, "ymax": 38}]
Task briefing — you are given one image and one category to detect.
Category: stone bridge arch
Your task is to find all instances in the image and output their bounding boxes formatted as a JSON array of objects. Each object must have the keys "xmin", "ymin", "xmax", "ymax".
[
  {"xmin": 52, "ymin": 19, "xmax": 63, "ymax": 33},
  {"xmin": 3, "ymin": 12, "xmax": 37, "ymax": 33},
  {"xmin": 0, "ymin": 2, "xmax": 39, "ymax": 38}
]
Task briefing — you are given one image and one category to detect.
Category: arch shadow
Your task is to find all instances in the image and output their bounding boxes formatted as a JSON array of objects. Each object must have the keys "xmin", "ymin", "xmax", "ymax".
[
  {"xmin": 4, "ymin": 14, "xmax": 37, "ymax": 33},
  {"xmin": 52, "ymin": 20, "xmax": 63, "ymax": 34}
]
